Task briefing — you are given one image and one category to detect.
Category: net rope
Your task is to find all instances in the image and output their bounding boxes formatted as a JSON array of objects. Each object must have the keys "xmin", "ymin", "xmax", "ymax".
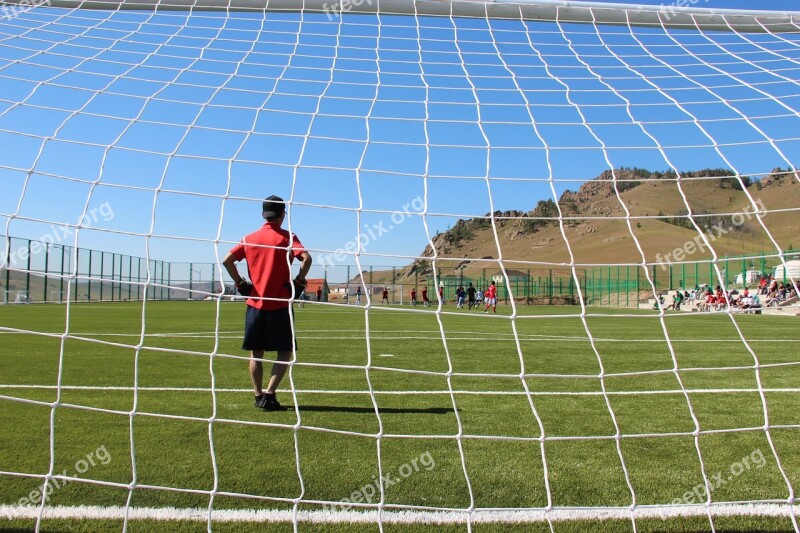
[{"xmin": 0, "ymin": 1, "xmax": 799, "ymax": 530}]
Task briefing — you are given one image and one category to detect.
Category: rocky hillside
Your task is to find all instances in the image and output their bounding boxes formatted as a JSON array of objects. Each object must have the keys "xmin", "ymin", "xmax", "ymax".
[{"xmin": 387, "ymin": 167, "xmax": 798, "ymax": 283}]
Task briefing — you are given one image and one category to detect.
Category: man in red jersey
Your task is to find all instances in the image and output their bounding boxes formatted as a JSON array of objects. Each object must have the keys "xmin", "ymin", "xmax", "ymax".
[
  {"xmin": 381, "ymin": 287, "xmax": 389, "ymax": 304},
  {"xmin": 223, "ymin": 195, "xmax": 312, "ymax": 412},
  {"xmin": 410, "ymin": 288, "xmax": 417, "ymax": 306},
  {"xmin": 421, "ymin": 287, "xmax": 429, "ymax": 307},
  {"xmin": 484, "ymin": 281, "xmax": 497, "ymax": 313}
]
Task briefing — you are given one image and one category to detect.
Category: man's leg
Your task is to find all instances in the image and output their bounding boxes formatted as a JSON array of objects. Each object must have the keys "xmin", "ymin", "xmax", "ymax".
[
  {"xmin": 250, "ymin": 350, "xmax": 265, "ymax": 396},
  {"xmin": 266, "ymin": 350, "xmax": 292, "ymax": 394}
]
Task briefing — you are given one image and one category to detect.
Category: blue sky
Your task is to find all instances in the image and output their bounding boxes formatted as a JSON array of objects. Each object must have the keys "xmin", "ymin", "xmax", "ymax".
[{"xmin": 1, "ymin": 1, "xmax": 799, "ymax": 282}]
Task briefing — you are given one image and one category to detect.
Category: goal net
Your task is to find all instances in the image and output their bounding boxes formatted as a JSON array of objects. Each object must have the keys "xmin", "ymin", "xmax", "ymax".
[{"xmin": 0, "ymin": 0, "xmax": 799, "ymax": 530}]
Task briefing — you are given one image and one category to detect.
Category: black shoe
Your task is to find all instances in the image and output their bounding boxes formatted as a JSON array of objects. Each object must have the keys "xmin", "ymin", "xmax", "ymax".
[
  {"xmin": 258, "ymin": 393, "xmax": 288, "ymax": 412},
  {"xmin": 254, "ymin": 394, "xmax": 265, "ymax": 409}
]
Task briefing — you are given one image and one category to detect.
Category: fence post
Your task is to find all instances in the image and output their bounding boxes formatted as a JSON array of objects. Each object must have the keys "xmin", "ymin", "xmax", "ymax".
[
  {"xmin": 74, "ymin": 248, "xmax": 80, "ymax": 303},
  {"xmin": 111, "ymin": 252, "xmax": 116, "ymax": 301},
  {"xmin": 128, "ymin": 256, "xmax": 133, "ymax": 301},
  {"xmin": 597, "ymin": 267, "xmax": 603, "ymax": 305},
  {"xmin": 709, "ymin": 261, "xmax": 713, "ymax": 288},
  {"xmin": 119, "ymin": 254, "xmax": 124, "ymax": 301},
  {"xmin": 525, "ymin": 268, "xmax": 529, "ymax": 303},
  {"xmin": 208, "ymin": 263, "xmax": 212, "ymax": 301},
  {"xmin": 135, "ymin": 256, "xmax": 140, "ymax": 300},
  {"xmin": 102, "ymin": 252, "xmax": 107, "ymax": 302},
  {"xmin": 681, "ymin": 262, "xmax": 685, "ymax": 290},
  {"xmin": 111, "ymin": 254, "xmax": 122, "ymax": 302},
  {"xmin": 43, "ymin": 243, "xmax": 49, "ymax": 304},
  {"xmin": 569, "ymin": 275, "xmax": 574, "ymax": 303},
  {"xmin": 652, "ymin": 264, "xmax": 656, "ymax": 291},
  {"xmin": 87, "ymin": 249, "xmax": 93, "ymax": 301},
  {"xmin": 346, "ymin": 265, "xmax": 350, "ymax": 303},
  {"xmin": 626, "ymin": 265, "xmax": 629, "ymax": 308},
  {"xmin": 4, "ymin": 238, "xmax": 10, "ymax": 304},
  {"xmin": 60, "ymin": 245, "xmax": 66, "ymax": 303},
  {"xmin": 25, "ymin": 239, "xmax": 31, "ymax": 301}
]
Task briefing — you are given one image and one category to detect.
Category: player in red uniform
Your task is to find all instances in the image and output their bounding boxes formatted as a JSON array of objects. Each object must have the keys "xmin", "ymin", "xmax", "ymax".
[
  {"xmin": 484, "ymin": 281, "xmax": 497, "ymax": 313},
  {"xmin": 410, "ymin": 288, "xmax": 417, "ymax": 306},
  {"xmin": 223, "ymin": 195, "xmax": 312, "ymax": 411},
  {"xmin": 421, "ymin": 287, "xmax": 430, "ymax": 307},
  {"xmin": 381, "ymin": 287, "xmax": 389, "ymax": 304}
]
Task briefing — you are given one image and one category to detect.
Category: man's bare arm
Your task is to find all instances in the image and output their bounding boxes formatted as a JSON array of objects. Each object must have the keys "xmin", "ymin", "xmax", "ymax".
[
  {"xmin": 222, "ymin": 253, "xmax": 244, "ymax": 285},
  {"xmin": 295, "ymin": 251, "xmax": 312, "ymax": 282}
]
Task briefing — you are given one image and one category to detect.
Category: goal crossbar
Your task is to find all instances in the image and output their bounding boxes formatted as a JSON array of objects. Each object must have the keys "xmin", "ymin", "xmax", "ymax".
[{"xmin": 8, "ymin": 0, "xmax": 800, "ymax": 33}]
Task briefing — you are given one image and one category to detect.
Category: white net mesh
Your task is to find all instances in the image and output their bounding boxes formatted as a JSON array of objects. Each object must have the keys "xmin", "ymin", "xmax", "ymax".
[{"xmin": 1, "ymin": 0, "xmax": 799, "ymax": 530}]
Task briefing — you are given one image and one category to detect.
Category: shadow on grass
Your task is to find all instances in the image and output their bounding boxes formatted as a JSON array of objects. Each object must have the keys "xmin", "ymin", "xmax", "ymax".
[{"xmin": 297, "ymin": 405, "xmax": 457, "ymax": 415}]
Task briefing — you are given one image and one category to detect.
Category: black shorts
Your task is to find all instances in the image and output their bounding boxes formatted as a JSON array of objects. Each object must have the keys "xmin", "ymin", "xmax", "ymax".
[{"xmin": 242, "ymin": 305, "xmax": 296, "ymax": 352}]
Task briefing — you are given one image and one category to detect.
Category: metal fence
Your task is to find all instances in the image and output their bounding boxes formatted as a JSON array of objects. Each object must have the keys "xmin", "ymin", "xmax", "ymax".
[
  {"xmin": 1, "ymin": 236, "xmax": 170, "ymax": 304},
  {"xmin": 2, "ymin": 234, "xmax": 796, "ymax": 307}
]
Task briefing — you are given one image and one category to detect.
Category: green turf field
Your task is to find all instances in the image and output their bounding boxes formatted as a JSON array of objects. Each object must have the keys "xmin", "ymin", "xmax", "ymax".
[{"xmin": 1, "ymin": 300, "xmax": 798, "ymax": 531}]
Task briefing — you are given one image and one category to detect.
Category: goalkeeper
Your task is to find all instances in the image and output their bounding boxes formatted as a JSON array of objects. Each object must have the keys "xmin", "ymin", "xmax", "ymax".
[{"xmin": 222, "ymin": 195, "xmax": 312, "ymax": 412}]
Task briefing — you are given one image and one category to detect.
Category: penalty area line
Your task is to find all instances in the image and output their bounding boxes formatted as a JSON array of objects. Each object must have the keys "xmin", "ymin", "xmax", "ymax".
[{"xmin": 0, "ymin": 503, "xmax": 798, "ymax": 524}]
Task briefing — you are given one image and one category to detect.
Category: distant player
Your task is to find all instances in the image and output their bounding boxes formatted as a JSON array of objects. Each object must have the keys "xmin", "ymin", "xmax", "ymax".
[
  {"xmin": 222, "ymin": 195, "xmax": 312, "ymax": 412},
  {"xmin": 410, "ymin": 288, "xmax": 417, "ymax": 306},
  {"xmin": 355, "ymin": 286, "xmax": 362, "ymax": 305},
  {"xmin": 438, "ymin": 285, "xmax": 444, "ymax": 305},
  {"xmin": 422, "ymin": 287, "xmax": 430, "ymax": 307},
  {"xmin": 466, "ymin": 283, "xmax": 476, "ymax": 309},
  {"xmin": 484, "ymin": 281, "xmax": 497, "ymax": 313},
  {"xmin": 316, "ymin": 287, "xmax": 322, "ymax": 302},
  {"xmin": 475, "ymin": 287, "xmax": 483, "ymax": 309},
  {"xmin": 456, "ymin": 285, "xmax": 465, "ymax": 309},
  {"xmin": 381, "ymin": 287, "xmax": 389, "ymax": 304}
]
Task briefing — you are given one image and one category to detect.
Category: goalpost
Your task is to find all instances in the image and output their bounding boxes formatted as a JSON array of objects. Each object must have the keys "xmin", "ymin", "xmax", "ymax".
[{"xmin": 1, "ymin": 0, "xmax": 799, "ymax": 530}]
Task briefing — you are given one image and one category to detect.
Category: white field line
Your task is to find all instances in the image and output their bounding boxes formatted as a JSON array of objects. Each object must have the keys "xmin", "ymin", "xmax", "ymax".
[
  {"xmin": 1, "ymin": 503, "xmax": 798, "ymax": 524},
  {"xmin": 1, "ymin": 330, "xmax": 797, "ymax": 343},
  {"xmin": 0, "ymin": 385, "xmax": 797, "ymax": 396}
]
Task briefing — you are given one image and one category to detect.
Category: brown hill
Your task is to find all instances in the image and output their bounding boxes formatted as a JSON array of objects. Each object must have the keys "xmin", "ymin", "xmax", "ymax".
[{"xmin": 371, "ymin": 168, "xmax": 799, "ymax": 285}]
